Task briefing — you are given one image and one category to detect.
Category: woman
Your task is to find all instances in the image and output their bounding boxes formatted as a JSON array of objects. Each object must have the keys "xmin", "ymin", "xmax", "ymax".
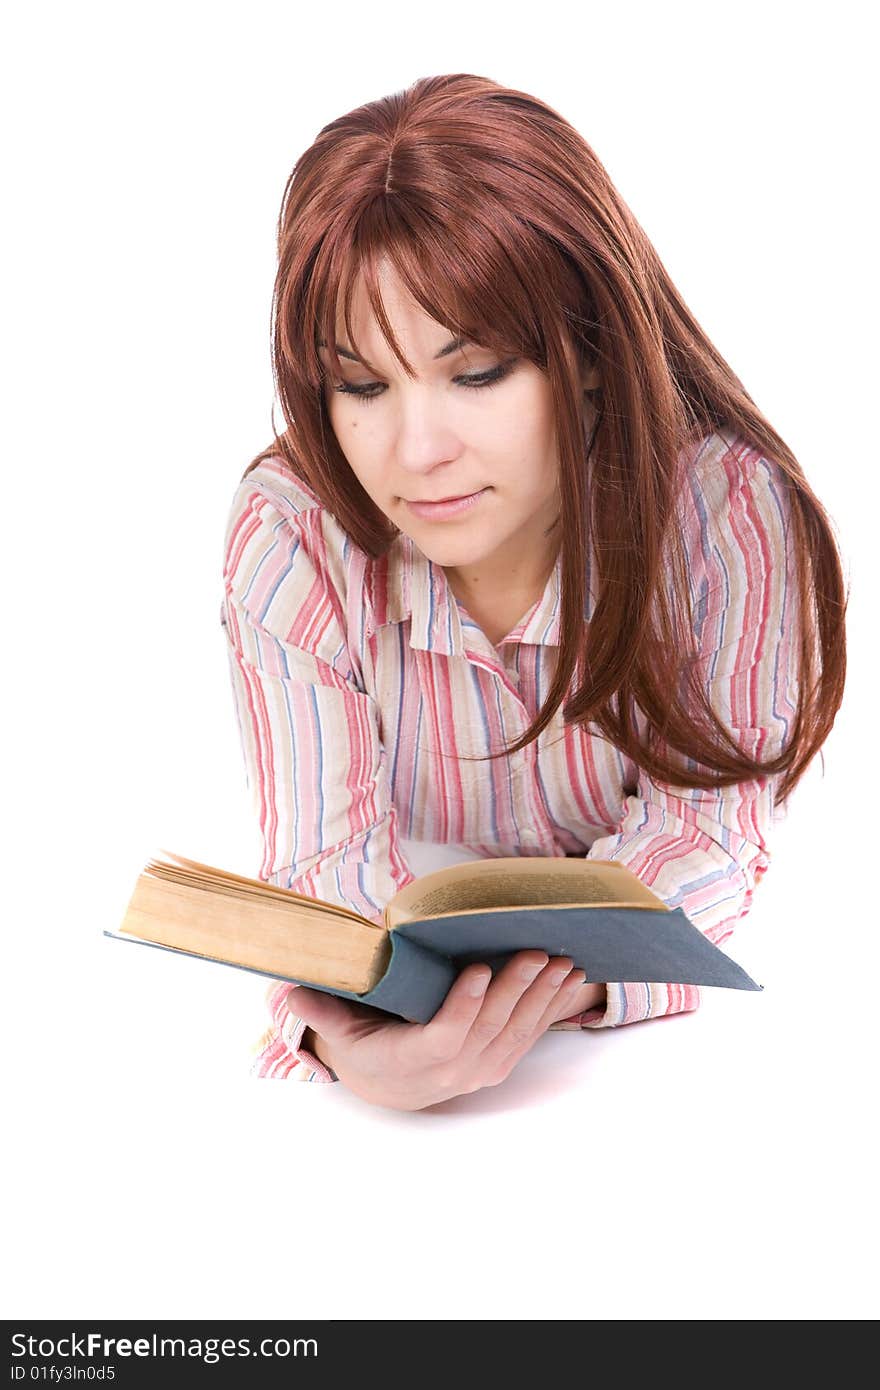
[{"xmin": 219, "ymin": 73, "xmax": 846, "ymax": 1110}]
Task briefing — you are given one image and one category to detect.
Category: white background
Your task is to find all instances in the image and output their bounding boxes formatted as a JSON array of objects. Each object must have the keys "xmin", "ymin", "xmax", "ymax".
[{"xmin": 3, "ymin": 0, "xmax": 877, "ymax": 1321}]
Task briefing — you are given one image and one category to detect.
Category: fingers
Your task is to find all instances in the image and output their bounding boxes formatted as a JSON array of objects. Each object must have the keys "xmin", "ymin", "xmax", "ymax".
[
  {"xmin": 415, "ymin": 963, "xmax": 493, "ymax": 1064},
  {"xmin": 383, "ymin": 951, "xmax": 585, "ymax": 1074},
  {"xmin": 516, "ymin": 964, "xmax": 587, "ymax": 1038},
  {"xmin": 467, "ymin": 952, "xmax": 584, "ymax": 1056}
]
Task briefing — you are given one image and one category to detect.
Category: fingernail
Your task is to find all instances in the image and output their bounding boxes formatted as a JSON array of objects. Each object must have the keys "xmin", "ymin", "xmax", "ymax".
[{"xmin": 521, "ymin": 958, "xmax": 548, "ymax": 981}]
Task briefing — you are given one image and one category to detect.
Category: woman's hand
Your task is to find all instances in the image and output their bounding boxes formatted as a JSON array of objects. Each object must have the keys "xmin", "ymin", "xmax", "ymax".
[{"xmin": 290, "ymin": 951, "xmax": 592, "ymax": 1111}]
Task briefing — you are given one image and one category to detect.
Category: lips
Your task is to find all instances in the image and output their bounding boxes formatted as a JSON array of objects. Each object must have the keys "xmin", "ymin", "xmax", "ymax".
[
  {"xmin": 411, "ymin": 492, "xmax": 481, "ymax": 503},
  {"xmin": 404, "ymin": 487, "xmax": 491, "ymax": 521}
]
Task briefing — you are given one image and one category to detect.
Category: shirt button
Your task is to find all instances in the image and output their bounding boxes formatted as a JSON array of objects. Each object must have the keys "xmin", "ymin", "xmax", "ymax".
[{"xmin": 520, "ymin": 830, "xmax": 538, "ymax": 847}]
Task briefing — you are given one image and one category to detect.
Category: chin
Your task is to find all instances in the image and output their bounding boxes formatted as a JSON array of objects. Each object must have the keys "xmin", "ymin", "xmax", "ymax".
[{"xmin": 417, "ymin": 544, "xmax": 492, "ymax": 570}]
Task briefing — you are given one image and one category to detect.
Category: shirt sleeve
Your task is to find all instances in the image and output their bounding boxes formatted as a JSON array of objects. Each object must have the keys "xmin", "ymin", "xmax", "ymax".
[
  {"xmin": 564, "ymin": 441, "xmax": 801, "ymax": 1031},
  {"xmin": 220, "ymin": 477, "xmax": 417, "ymax": 1080}
]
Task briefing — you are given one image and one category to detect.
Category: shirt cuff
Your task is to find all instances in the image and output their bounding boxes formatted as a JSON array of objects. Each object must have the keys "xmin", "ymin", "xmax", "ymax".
[
  {"xmin": 582, "ymin": 982, "xmax": 701, "ymax": 1027},
  {"xmin": 281, "ymin": 1011, "xmax": 340, "ymax": 1082}
]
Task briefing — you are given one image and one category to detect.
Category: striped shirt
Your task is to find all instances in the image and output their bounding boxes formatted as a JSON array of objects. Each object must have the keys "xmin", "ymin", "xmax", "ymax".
[{"xmin": 220, "ymin": 427, "xmax": 799, "ymax": 1081}]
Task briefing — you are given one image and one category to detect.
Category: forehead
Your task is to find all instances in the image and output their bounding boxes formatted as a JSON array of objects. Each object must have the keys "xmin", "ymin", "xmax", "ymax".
[
  {"xmin": 318, "ymin": 333, "xmax": 472, "ymax": 363},
  {"xmin": 316, "ymin": 256, "xmax": 517, "ymax": 375},
  {"xmin": 326, "ymin": 260, "xmax": 472, "ymax": 358}
]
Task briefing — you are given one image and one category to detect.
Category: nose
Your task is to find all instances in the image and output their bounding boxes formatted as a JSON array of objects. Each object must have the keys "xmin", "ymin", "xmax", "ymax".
[{"xmin": 391, "ymin": 388, "xmax": 464, "ymax": 480}]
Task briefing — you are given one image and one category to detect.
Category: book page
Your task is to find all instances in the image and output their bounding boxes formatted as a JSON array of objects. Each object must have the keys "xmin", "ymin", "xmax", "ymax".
[
  {"xmin": 386, "ymin": 856, "xmax": 666, "ymax": 929},
  {"xmin": 118, "ymin": 872, "xmax": 389, "ymax": 993},
  {"xmin": 147, "ymin": 849, "xmax": 369, "ymax": 922}
]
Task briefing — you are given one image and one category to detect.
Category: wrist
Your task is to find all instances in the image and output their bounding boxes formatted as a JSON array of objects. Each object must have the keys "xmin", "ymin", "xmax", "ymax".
[
  {"xmin": 586, "ymin": 982, "xmax": 607, "ymax": 1016},
  {"xmin": 302, "ymin": 1025, "xmax": 334, "ymax": 1071}
]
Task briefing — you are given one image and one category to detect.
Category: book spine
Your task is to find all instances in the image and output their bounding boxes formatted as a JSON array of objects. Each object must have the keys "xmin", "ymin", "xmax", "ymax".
[{"xmin": 358, "ymin": 932, "xmax": 458, "ymax": 1023}]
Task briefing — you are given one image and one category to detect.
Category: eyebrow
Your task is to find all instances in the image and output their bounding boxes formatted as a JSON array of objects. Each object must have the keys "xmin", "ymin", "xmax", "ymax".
[{"xmin": 316, "ymin": 335, "xmax": 470, "ymax": 363}]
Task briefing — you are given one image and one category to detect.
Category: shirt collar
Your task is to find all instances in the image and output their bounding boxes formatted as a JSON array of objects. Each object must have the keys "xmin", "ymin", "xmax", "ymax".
[{"xmin": 369, "ymin": 532, "xmax": 564, "ymax": 654}]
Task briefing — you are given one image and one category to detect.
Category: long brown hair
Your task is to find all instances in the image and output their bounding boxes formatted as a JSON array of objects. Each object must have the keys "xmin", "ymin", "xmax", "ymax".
[{"xmin": 244, "ymin": 72, "xmax": 846, "ymax": 807}]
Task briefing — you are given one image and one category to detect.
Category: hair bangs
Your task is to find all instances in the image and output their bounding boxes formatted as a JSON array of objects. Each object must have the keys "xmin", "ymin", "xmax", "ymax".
[{"xmin": 310, "ymin": 198, "xmax": 552, "ymax": 388}]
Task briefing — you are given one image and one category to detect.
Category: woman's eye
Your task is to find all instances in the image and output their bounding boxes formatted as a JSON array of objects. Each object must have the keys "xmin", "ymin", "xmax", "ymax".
[{"xmin": 331, "ymin": 360, "xmax": 516, "ymax": 407}]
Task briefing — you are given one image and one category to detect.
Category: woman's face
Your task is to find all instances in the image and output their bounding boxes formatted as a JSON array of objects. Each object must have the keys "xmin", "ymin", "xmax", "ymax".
[{"xmin": 320, "ymin": 259, "xmax": 598, "ymax": 593}]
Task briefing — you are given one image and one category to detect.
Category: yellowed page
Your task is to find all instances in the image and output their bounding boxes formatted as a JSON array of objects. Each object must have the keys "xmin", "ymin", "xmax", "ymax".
[
  {"xmin": 119, "ymin": 872, "xmax": 389, "ymax": 992},
  {"xmin": 386, "ymin": 856, "xmax": 666, "ymax": 929},
  {"xmin": 149, "ymin": 848, "xmax": 368, "ymax": 922}
]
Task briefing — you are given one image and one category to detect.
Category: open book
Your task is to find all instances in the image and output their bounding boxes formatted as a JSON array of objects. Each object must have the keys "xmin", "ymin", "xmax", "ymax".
[{"xmin": 104, "ymin": 850, "xmax": 762, "ymax": 1023}]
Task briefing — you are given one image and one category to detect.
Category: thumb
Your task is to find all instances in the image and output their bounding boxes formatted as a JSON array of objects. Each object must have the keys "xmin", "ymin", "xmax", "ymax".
[{"xmin": 286, "ymin": 984, "xmax": 353, "ymax": 1039}]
